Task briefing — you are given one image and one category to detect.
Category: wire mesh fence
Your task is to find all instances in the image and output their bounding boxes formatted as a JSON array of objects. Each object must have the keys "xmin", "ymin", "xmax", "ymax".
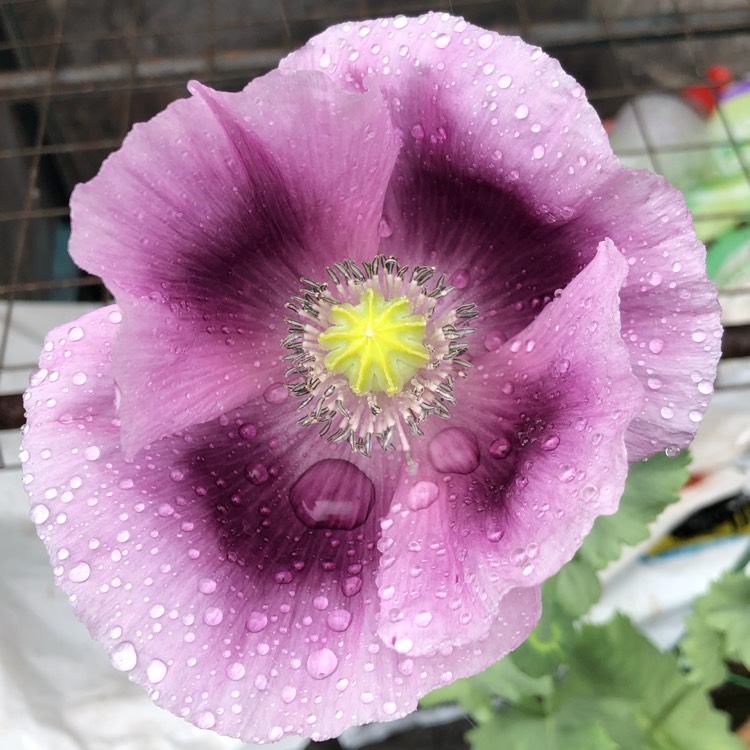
[{"xmin": 1, "ymin": 0, "xmax": 750, "ymax": 469}]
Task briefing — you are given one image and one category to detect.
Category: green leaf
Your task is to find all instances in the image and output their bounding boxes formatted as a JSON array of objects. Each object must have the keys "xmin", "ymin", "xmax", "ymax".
[
  {"xmin": 560, "ymin": 615, "xmax": 741, "ymax": 750},
  {"xmin": 472, "ymin": 656, "xmax": 555, "ymax": 704},
  {"xmin": 681, "ymin": 570, "xmax": 750, "ymax": 689},
  {"xmin": 546, "ymin": 558, "xmax": 602, "ymax": 619},
  {"xmin": 419, "ymin": 676, "xmax": 494, "ymax": 723},
  {"xmin": 468, "ymin": 709, "xmax": 617, "ymax": 750},
  {"xmin": 510, "ymin": 595, "xmax": 575, "ymax": 678},
  {"xmin": 578, "ymin": 451, "xmax": 690, "ymax": 571}
]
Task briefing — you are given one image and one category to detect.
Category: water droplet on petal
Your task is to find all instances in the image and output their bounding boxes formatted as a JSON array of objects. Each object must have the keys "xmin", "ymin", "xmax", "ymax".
[
  {"xmin": 203, "ymin": 607, "xmax": 223, "ymax": 626},
  {"xmin": 68, "ymin": 326, "xmax": 84, "ymax": 341},
  {"xmin": 226, "ymin": 662, "xmax": 246, "ymax": 680},
  {"xmin": 84, "ymin": 446, "xmax": 100, "ymax": 461},
  {"xmin": 483, "ymin": 330, "xmax": 507, "ymax": 351},
  {"xmin": 327, "ymin": 609, "xmax": 352, "ymax": 632},
  {"xmin": 198, "ymin": 578, "xmax": 217, "ymax": 594},
  {"xmin": 263, "ymin": 383, "xmax": 288, "ymax": 404},
  {"xmin": 290, "ymin": 459, "xmax": 375, "ymax": 530},
  {"xmin": 110, "ymin": 641, "xmax": 137, "ymax": 671},
  {"xmin": 406, "ymin": 480, "xmax": 440, "ymax": 511},
  {"xmin": 410, "ymin": 123, "xmax": 425, "ymax": 140},
  {"xmin": 281, "ymin": 685, "xmax": 297, "ymax": 703},
  {"xmin": 68, "ymin": 562, "xmax": 91, "ymax": 582},
  {"xmin": 515, "ymin": 103, "xmax": 529, "ymax": 119},
  {"xmin": 489, "ymin": 436, "xmax": 512, "ymax": 459},
  {"xmin": 196, "ymin": 711, "xmax": 216, "ymax": 729},
  {"xmin": 434, "ymin": 33, "xmax": 451, "ymax": 49},
  {"xmin": 477, "ymin": 32, "xmax": 493, "ymax": 49},
  {"xmin": 450, "ymin": 268, "xmax": 470, "ymax": 289},
  {"xmin": 306, "ymin": 648, "xmax": 338, "ymax": 679},
  {"xmin": 498, "ymin": 74, "xmax": 512, "ymax": 89},
  {"xmin": 147, "ymin": 659, "xmax": 168, "ymax": 683},
  {"xmin": 30, "ymin": 504, "xmax": 50, "ymax": 524},
  {"xmin": 541, "ymin": 435, "xmax": 560, "ymax": 451},
  {"xmin": 428, "ymin": 428, "xmax": 480, "ymax": 474},
  {"xmin": 342, "ymin": 576, "xmax": 363, "ymax": 597},
  {"xmin": 245, "ymin": 463, "xmax": 269, "ymax": 485},
  {"xmin": 648, "ymin": 338, "xmax": 664, "ymax": 354},
  {"xmin": 239, "ymin": 423, "xmax": 257, "ymax": 440}
]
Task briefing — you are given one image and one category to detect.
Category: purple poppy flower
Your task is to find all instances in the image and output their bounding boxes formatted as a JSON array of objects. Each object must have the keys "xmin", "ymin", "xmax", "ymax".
[{"xmin": 21, "ymin": 12, "xmax": 719, "ymax": 744}]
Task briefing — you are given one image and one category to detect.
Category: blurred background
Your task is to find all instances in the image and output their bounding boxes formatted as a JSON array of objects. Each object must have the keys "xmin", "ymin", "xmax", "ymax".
[{"xmin": 1, "ymin": 1, "xmax": 750, "ymax": 749}]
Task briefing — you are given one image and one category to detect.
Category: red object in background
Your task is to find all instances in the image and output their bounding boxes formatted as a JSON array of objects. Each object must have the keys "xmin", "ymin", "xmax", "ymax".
[{"xmin": 683, "ymin": 64, "xmax": 734, "ymax": 115}]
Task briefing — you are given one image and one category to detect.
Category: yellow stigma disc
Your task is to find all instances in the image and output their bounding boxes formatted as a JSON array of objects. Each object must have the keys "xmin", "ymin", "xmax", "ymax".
[{"xmin": 317, "ymin": 288, "xmax": 430, "ymax": 396}]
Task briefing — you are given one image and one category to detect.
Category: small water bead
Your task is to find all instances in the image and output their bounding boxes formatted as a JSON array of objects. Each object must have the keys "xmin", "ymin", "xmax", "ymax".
[
  {"xmin": 110, "ymin": 641, "xmax": 138, "ymax": 671},
  {"xmin": 84, "ymin": 446, "xmax": 101, "ymax": 461},
  {"xmin": 410, "ymin": 123, "xmax": 425, "ymax": 140},
  {"xmin": 147, "ymin": 659, "xmax": 168, "ymax": 684},
  {"xmin": 30, "ymin": 504, "xmax": 50, "ymax": 524},
  {"xmin": 68, "ymin": 562, "xmax": 91, "ymax": 583},
  {"xmin": 559, "ymin": 465, "xmax": 576, "ymax": 482},
  {"xmin": 198, "ymin": 578, "xmax": 217, "ymax": 594},
  {"xmin": 342, "ymin": 576, "xmax": 363, "ymax": 597},
  {"xmin": 434, "ymin": 33, "xmax": 451, "ymax": 49},
  {"xmin": 660, "ymin": 406, "xmax": 674, "ymax": 420},
  {"xmin": 498, "ymin": 74, "xmax": 512, "ymax": 89},
  {"xmin": 290, "ymin": 459, "xmax": 375, "ymax": 531},
  {"xmin": 203, "ymin": 607, "xmax": 223, "ymax": 626},
  {"xmin": 313, "ymin": 595, "xmax": 329, "ymax": 611},
  {"xmin": 489, "ymin": 436, "xmax": 512, "ymax": 459},
  {"xmin": 68, "ymin": 326, "xmax": 84, "ymax": 341},
  {"xmin": 689, "ymin": 410, "xmax": 703, "ymax": 423},
  {"xmin": 477, "ymin": 32, "xmax": 493, "ymax": 49},
  {"xmin": 306, "ymin": 648, "xmax": 338, "ymax": 679},
  {"xmin": 648, "ymin": 338, "xmax": 664, "ymax": 354},
  {"xmin": 428, "ymin": 427, "xmax": 480, "ymax": 475},
  {"xmin": 483, "ymin": 330, "xmax": 507, "ymax": 352},
  {"xmin": 532, "ymin": 145, "xmax": 545, "ymax": 160},
  {"xmin": 697, "ymin": 380, "xmax": 713, "ymax": 395},
  {"xmin": 196, "ymin": 711, "xmax": 216, "ymax": 730},
  {"xmin": 225, "ymin": 662, "xmax": 246, "ymax": 681},
  {"xmin": 263, "ymin": 383, "xmax": 288, "ymax": 404},
  {"xmin": 514, "ymin": 103, "xmax": 529, "ymax": 119},
  {"xmin": 541, "ymin": 435, "xmax": 560, "ymax": 451},
  {"xmin": 406, "ymin": 481, "xmax": 439, "ymax": 511},
  {"xmin": 245, "ymin": 463, "xmax": 269, "ymax": 485},
  {"xmin": 327, "ymin": 609, "xmax": 352, "ymax": 632},
  {"xmin": 450, "ymin": 269, "xmax": 470, "ymax": 289},
  {"xmin": 72, "ymin": 372, "xmax": 87, "ymax": 386},
  {"xmin": 239, "ymin": 423, "xmax": 257, "ymax": 440},
  {"xmin": 281, "ymin": 685, "xmax": 297, "ymax": 704}
]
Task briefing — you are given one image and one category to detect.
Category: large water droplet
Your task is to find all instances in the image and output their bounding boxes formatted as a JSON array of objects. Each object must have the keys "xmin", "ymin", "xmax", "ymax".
[
  {"xmin": 406, "ymin": 480, "xmax": 439, "ymax": 511},
  {"xmin": 541, "ymin": 435, "xmax": 560, "ymax": 451},
  {"xmin": 428, "ymin": 428, "xmax": 480, "ymax": 474},
  {"xmin": 196, "ymin": 711, "xmax": 216, "ymax": 729},
  {"xmin": 306, "ymin": 648, "xmax": 338, "ymax": 679},
  {"xmin": 290, "ymin": 459, "xmax": 375, "ymax": 530}
]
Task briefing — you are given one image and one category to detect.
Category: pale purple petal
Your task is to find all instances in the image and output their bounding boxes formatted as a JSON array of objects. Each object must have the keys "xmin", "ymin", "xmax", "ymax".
[
  {"xmin": 70, "ymin": 70, "xmax": 399, "ymax": 456},
  {"xmin": 22, "ymin": 307, "xmax": 539, "ymax": 742},
  {"xmin": 376, "ymin": 240, "xmax": 643, "ymax": 656},
  {"xmin": 281, "ymin": 12, "xmax": 720, "ymax": 459}
]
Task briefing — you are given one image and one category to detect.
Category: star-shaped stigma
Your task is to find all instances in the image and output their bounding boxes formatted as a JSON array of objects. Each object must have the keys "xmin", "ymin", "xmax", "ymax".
[{"xmin": 318, "ymin": 288, "xmax": 430, "ymax": 396}]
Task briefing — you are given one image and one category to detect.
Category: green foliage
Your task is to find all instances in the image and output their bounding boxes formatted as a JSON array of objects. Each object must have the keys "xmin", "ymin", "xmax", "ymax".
[
  {"xmin": 681, "ymin": 570, "xmax": 750, "ymax": 690},
  {"xmin": 420, "ymin": 453, "xmax": 745, "ymax": 749},
  {"xmin": 577, "ymin": 451, "xmax": 691, "ymax": 571}
]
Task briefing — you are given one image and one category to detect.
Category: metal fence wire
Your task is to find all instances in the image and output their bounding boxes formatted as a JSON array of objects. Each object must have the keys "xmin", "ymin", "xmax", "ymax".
[{"xmin": 1, "ymin": 0, "xmax": 750, "ymax": 468}]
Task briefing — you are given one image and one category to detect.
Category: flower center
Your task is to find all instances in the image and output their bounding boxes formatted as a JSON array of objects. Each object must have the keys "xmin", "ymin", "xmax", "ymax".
[
  {"xmin": 283, "ymin": 256, "xmax": 476, "ymax": 456},
  {"xmin": 317, "ymin": 289, "xmax": 429, "ymax": 396}
]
